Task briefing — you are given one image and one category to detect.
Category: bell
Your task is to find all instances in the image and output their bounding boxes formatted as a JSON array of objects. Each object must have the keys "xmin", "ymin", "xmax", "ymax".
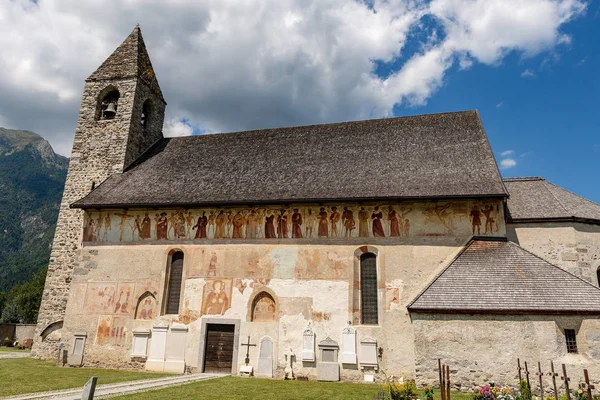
[{"xmin": 103, "ymin": 102, "xmax": 117, "ymax": 118}]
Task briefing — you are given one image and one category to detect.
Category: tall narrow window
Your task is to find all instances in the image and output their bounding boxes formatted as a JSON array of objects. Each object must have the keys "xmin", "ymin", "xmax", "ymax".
[
  {"xmin": 165, "ymin": 251, "xmax": 184, "ymax": 314},
  {"xmin": 141, "ymin": 100, "xmax": 151, "ymax": 129},
  {"xmin": 596, "ymin": 266, "xmax": 600, "ymax": 288},
  {"xmin": 565, "ymin": 329, "xmax": 578, "ymax": 353},
  {"xmin": 360, "ymin": 252, "xmax": 378, "ymax": 325}
]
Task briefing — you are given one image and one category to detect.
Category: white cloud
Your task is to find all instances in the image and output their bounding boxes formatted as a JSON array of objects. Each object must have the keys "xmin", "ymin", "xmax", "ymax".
[
  {"xmin": 521, "ymin": 69, "xmax": 536, "ymax": 78},
  {"xmin": 500, "ymin": 150, "xmax": 514, "ymax": 157},
  {"xmin": 496, "ymin": 101, "xmax": 503, "ymax": 108},
  {"xmin": 163, "ymin": 118, "xmax": 195, "ymax": 138},
  {"xmin": 0, "ymin": 0, "xmax": 587, "ymax": 156},
  {"xmin": 500, "ymin": 158, "xmax": 517, "ymax": 169}
]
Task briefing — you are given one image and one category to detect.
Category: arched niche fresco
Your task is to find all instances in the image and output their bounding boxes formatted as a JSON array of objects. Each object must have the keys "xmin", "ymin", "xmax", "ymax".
[
  {"xmin": 251, "ymin": 291, "xmax": 276, "ymax": 322},
  {"xmin": 135, "ymin": 291, "xmax": 157, "ymax": 320}
]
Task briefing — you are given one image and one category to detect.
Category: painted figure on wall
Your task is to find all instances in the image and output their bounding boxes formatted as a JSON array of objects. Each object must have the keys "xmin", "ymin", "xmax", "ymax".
[
  {"xmin": 85, "ymin": 283, "xmax": 117, "ymax": 314},
  {"xmin": 202, "ymin": 279, "xmax": 232, "ymax": 315},
  {"xmin": 193, "ymin": 212, "xmax": 208, "ymax": 239},
  {"xmin": 186, "ymin": 212, "xmax": 195, "ymax": 239},
  {"xmin": 114, "ymin": 211, "xmax": 132, "ymax": 242},
  {"xmin": 482, "ymin": 205, "xmax": 495, "ymax": 234},
  {"xmin": 342, "ymin": 207, "xmax": 355, "ymax": 237},
  {"xmin": 207, "ymin": 211, "xmax": 216, "ymax": 237},
  {"xmin": 135, "ymin": 293, "xmax": 156, "ymax": 320},
  {"xmin": 388, "ymin": 206, "xmax": 400, "ymax": 237},
  {"xmin": 358, "ymin": 207, "xmax": 369, "ymax": 237},
  {"xmin": 318, "ymin": 207, "xmax": 328, "ymax": 237},
  {"xmin": 252, "ymin": 292, "xmax": 276, "ymax": 322},
  {"xmin": 113, "ymin": 283, "xmax": 134, "ymax": 315},
  {"xmin": 226, "ymin": 211, "xmax": 233, "ymax": 238},
  {"xmin": 140, "ymin": 213, "xmax": 152, "ymax": 240},
  {"xmin": 174, "ymin": 212, "xmax": 187, "ymax": 239},
  {"xmin": 305, "ymin": 209, "xmax": 316, "ymax": 238},
  {"xmin": 207, "ymin": 252, "xmax": 218, "ymax": 277},
  {"xmin": 404, "ymin": 219, "xmax": 410, "ymax": 237},
  {"xmin": 277, "ymin": 209, "xmax": 288, "ymax": 239},
  {"xmin": 215, "ymin": 210, "xmax": 226, "ymax": 239},
  {"xmin": 470, "ymin": 205, "xmax": 482, "ymax": 235},
  {"xmin": 103, "ymin": 213, "xmax": 111, "ymax": 241},
  {"xmin": 96, "ymin": 315, "xmax": 112, "ymax": 345},
  {"xmin": 246, "ymin": 209, "xmax": 259, "ymax": 239},
  {"xmin": 265, "ymin": 210, "xmax": 276, "ymax": 239},
  {"xmin": 232, "ymin": 211, "xmax": 246, "ymax": 239},
  {"xmin": 292, "ymin": 209, "xmax": 303, "ymax": 238},
  {"xmin": 372, "ymin": 206, "xmax": 385, "ymax": 237},
  {"xmin": 83, "ymin": 218, "xmax": 97, "ymax": 242},
  {"xmin": 156, "ymin": 212, "xmax": 168, "ymax": 240},
  {"xmin": 330, "ymin": 206, "xmax": 340, "ymax": 237}
]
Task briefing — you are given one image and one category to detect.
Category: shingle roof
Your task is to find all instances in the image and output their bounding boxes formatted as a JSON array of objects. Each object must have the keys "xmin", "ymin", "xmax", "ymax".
[
  {"xmin": 504, "ymin": 177, "xmax": 600, "ymax": 223},
  {"xmin": 87, "ymin": 26, "xmax": 164, "ymax": 102},
  {"xmin": 408, "ymin": 238, "xmax": 600, "ymax": 314},
  {"xmin": 72, "ymin": 110, "xmax": 507, "ymax": 209}
]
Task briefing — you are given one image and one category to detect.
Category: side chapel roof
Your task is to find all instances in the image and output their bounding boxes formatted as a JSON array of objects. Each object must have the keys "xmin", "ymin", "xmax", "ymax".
[
  {"xmin": 504, "ymin": 177, "xmax": 600, "ymax": 223},
  {"xmin": 87, "ymin": 26, "xmax": 164, "ymax": 102},
  {"xmin": 72, "ymin": 110, "xmax": 508, "ymax": 209},
  {"xmin": 408, "ymin": 238, "xmax": 600, "ymax": 314}
]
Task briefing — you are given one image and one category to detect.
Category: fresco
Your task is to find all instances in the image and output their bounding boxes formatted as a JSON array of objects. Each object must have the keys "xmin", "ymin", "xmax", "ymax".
[
  {"xmin": 135, "ymin": 293, "xmax": 157, "ymax": 320},
  {"xmin": 83, "ymin": 282, "xmax": 136, "ymax": 315},
  {"xmin": 201, "ymin": 279, "xmax": 233, "ymax": 316},
  {"xmin": 95, "ymin": 316, "xmax": 127, "ymax": 345},
  {"xmin": 252, "ymin": 292, "xmax": 276, "ymax": 322},
  {"xmin": 82, "ymin": 200, "xmax": 505, "ymax": 243}
]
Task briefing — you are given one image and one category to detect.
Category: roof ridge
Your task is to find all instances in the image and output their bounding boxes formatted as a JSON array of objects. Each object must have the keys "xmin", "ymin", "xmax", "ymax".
[
  {"xmin": 506, "ymin": 241, "xmax": 600, "ymax": 293},
  {"xmin": 543, "ymin": 179, "xmax": 600, "ymax": 210},
  {"xmin": 540, "ymin": 179, "xmax": 571, "ymax": 216},
  {"xmin": 503, "ymin": 177, "xmax": 544, "ymax": 182}
]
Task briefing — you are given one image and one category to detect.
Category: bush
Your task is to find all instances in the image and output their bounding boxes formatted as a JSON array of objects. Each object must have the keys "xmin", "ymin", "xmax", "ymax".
[
  {"xmin": 519, "ymin": 381, "xmax": 532, "ymax": 400},
  {"xmin": 387, "ymin": 379, "xmax": 419, "ymax": 400}
]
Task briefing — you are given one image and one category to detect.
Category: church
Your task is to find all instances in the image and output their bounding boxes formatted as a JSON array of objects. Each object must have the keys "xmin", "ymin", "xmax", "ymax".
[{"xmin": 32, "ymin": 27, "xmax": 600, "ymax": 386}]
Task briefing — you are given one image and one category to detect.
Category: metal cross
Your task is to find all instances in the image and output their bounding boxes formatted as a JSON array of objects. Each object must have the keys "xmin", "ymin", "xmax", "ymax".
[
  {"xmin": 561, "ymin": 364, "xmax": 571, "ymax": 400},
  {"xmin": 584, "ymin": 369, "xmax": 595, "ymax": 400},
  {"xmin": 241, "ymin": 335, "xmax": 256, "ymax": 366},
  {"xmin": 548, "ymin": 361, "xmax": 559, "ymax": 400},
  {"xmin": 537, "ymin": 362, "xmax": 545, "ymax": 399}
]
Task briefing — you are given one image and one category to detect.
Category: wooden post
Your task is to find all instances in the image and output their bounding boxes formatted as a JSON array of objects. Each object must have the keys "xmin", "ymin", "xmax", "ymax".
[
  {"xmin": 537, "ymin": 362, "xmax": 544, "ymax": 399},
  {"xmin": 561, "ymin": 364, "xmax": 571, "ymax": 400},
  {"xmin": 518, "ymin": 358, "xmax": 523, "ymax": 383},
  {"xmin": 525, "ymin": 361, "xmax": 531, "ymax": 390},
  {"xmin": 438, "ymin": 359, "xmax": 446, "ymax": 400},
  {"xmin": 446, "ymin": 364, "xmax": 451, "ymax": 400},
  {"xmin": 549, "ymin": 361, "xmax": 559, "ymax": 400},
  {"xmin": 583, "ymin": 369, "xmax": 595, "ymax": 400}
]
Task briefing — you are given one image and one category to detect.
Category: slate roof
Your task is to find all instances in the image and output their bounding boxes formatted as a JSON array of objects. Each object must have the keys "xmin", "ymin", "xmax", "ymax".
[
  {"xmin": 87, "ymin": 26, "xmax": 164, "ymax": 102},
  {"xmin": 408, "ymin": 238, "xmax": 600, "ymax": 314},
  {"xmin": 72, "ymin": 110, "xmax": 508, "ymax": 209},
  {"xmin": 504, "ymin": 177, "xmax": 600, "ymax": 223}
]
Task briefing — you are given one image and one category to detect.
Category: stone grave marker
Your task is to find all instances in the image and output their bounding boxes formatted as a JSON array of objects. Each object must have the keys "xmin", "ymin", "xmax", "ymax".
[
  {"xmin": 341, "ymin": 325, "xmax": 357, "ymax": 365},
  {"xmin": 165, "ymin": 324, "xmax": 187, "ymax": 373},
  {"xmin": 81, "ymin": 376, "xmax": 97, "ymax": 400},
  {"xmin": 257, "ymin": 337, "xmax": 273, "ymax": 378},
  {"xmin": 302, "ymin": 327, "xmax": 315, "ymax": 362},
  {"xmin": 317, "ymin": 337, "xmax": 339, "ymax": 381},
  {"xmin": 69, "ymin": 331, "xmax": 87, "ymax": 367},
  {"xmin": 146, "ymin": 325, "xmax": 168, "ymax": 372},
  {"xmin": 359, "ymin": 337, "xmax": 378, "ymax": 370}
]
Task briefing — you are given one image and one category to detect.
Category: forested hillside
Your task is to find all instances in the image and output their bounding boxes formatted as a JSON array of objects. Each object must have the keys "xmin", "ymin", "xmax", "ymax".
[{"xmin": 0, "ymin": 128, "xmax": 68, "ymax": 323}]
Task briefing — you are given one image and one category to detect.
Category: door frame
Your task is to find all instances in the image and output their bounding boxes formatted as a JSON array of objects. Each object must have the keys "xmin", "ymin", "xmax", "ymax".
[{"xmin": 198, "ymin": 318, "xmax": 240, "ymax": 375}]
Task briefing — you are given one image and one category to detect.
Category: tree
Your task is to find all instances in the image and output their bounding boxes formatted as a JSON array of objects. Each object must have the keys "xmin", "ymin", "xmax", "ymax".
[{"xmin": 0, "ymin": 268, "xmax": 46, "ymax": 323}]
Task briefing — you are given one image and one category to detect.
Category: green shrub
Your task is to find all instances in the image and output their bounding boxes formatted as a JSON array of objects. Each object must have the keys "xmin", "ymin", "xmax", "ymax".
[{"xmin": 519, "ymin": 381, "xmax": 532, "ymax": 400}]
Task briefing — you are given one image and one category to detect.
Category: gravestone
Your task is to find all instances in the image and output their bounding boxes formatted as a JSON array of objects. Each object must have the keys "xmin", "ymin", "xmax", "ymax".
[
  {"xmin": 257, "ymin": 337, "xmax": 273, "ymax": 378},
  {"xmin": 81, "ymin": 376, "xmax": 97, "ymax": 400},
  {"xmin": 317, "ymin": 337, "xmax": 339, "ymax": 381},
  {"xmin": 56, "ymin": 343, "xmax": 64, "ymax": 366},
  {"xmin": 131, "ymin": 329, "xmax": 151, "ymax": 359},
  {"xmin": 69, "ymin": 331, "xmax": 87, "ymax": 367},
  {"xmin": 359, "ymin": 337, "xmax": 378, "ymax": 370},
  {"xmin": 146, "ymin": 325, "xmax": 168, "ymax": 372},
  {"xmin": 341, "ymin": 325, "xmax": 357, "ymax": 365},
  {"xmin": 302, "ymin": 327, "xmax": 315, "ymax": 362},
  {"xmin": 164, "ymin": 324, "xmax": 187, "ymax": 373}
]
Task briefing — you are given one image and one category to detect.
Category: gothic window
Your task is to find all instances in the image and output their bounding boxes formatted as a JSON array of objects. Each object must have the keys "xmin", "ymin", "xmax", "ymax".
[
  {"xmin": 165, "ymin": 251, "xmax": 184, "ymax": 314},
  {"xmin": 564, "ymin": 329, "xmax": 578, "ymax": 353},
  {"xmin": 97, "ymin": 88, "xmax": 120, "ymax": 120},
  {"xmin": 360, "ymin": 252, "xmax": 378, "ymax": 325},
  {"xmin": 141, "ymin": 100, "xmax": 151, "ymax": 129},
  {"xmin": 251, "ymin": 292, "xmax": 276, "ymax": 322}
]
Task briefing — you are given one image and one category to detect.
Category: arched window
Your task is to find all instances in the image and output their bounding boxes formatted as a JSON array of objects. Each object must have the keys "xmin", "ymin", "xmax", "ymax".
[
  {"xmin": 97, "ymin": 88, "xmax": 120, "ymax": 120},
  {"xmin": 141, "ymin": 100, "xmax": 151, "ymax": 129},
  {"xmin": 165, "ymin": 251, "xmax": 184, "ymax": 314},
  {"xmin": 597, "ymin": 266, "xmax": 600, "ymax": 288},
  {"xmin": 360, "ymin": 252, "xmax": 378, "ymax": 325},
  {"xmin": 251, "ymin": 292, "xmax": 276, "ymax": 322}
]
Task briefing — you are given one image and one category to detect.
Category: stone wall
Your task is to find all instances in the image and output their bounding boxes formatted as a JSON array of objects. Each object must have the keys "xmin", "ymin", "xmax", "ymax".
[
  {"xmin": 412, "ymin": 313, "xmax": 600, "ymax": 390},
  {"xmin": 32, "ymin": 76, "xmax": 165, "ymax": 359},
  {"xmin": 508, "ymin": 222, "xmax": 600, "ymax": 284}
]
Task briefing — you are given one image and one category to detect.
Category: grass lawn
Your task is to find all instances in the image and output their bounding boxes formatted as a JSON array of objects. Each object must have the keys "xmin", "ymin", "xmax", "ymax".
[
  {"xmin": 0, "ymin": 347, "xmax": 30, "ymax": 352},
  {"xmin": 115, "ymin": 376, "xmax": 475, "ymax": 400},
  {"xmin": 0, "ymin": 358, "xmax": 171, "ymax": 397}
]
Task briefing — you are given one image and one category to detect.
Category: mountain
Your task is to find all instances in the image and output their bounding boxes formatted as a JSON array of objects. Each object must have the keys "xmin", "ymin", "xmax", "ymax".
[{"xmin": 0, "ymin": 128, "xmax": 67, "ymax": 303}]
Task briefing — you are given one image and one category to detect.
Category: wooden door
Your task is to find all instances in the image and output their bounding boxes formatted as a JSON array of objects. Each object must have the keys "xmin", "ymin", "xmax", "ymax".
[{"xmin": 203, "ymin": 324, "xmax": 235, "ymax": 373}]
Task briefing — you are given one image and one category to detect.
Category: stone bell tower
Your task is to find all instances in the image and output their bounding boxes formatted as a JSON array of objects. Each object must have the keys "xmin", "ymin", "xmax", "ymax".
[{"xmin": 33, "ymin": 26, "xmax": 166, "ymax": 357}]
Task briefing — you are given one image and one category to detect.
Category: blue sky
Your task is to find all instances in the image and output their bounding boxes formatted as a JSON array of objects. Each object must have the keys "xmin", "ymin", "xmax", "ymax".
[{"xmin": 0, "ymin": 0, "xmax": 598, "ymax": 203}]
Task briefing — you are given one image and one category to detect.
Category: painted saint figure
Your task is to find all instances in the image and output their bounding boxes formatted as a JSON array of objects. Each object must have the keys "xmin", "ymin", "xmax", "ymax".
[
  {"xmin": 305, "ymin": 209, "xmax": 316, "ymax": 238},
  {"xmin": 388, "ymin": 206, "xmax": 400, "ymax": 237},
  {"xmin": 83, "ymin": 218, "xmax": 97, "ymax": 242},
  {"xmin": 265, "ymin": 211, "xmax": 276, "ymax": 239},
  {"xmin": 193, "ymin": 212, "xmax": 208, "ymax": 239},
  {"xmin": 215, "ymin": 211, "xmax": 226, "ymax": 239},
  {"xmin": 202, "ymin": 280, "xmax": 229, "ymax": 315},
  {"xmin": 358, "ymin": 207, "xmax": 369, "ymax": 237},
  {"xmin": 156, "ymin": 212, "xmax": 168, "ymax": 240},
  {"xmin": 207, "ymin": 252, "xmax": 218, "ymax": 277},
  {"xmin": 330, "ymin": 207, "xmax": 340, "ymax": 237},
  {"xmin": 470, "ymin": 205, "xmax": 482, "ymax": 235},
  {"xmin": 318, "ymin": 207, "xmax": 328, "ymax": 237},
  {"xmin": 207, "ymin": 211, "xmax": 216, "ymax": 237},
  {"xmin": 277, "ymin": 209, "xmax": 288, "ymax": 239},
  {"xmin": 114, "ymin": 211, "xmax": 133, "ymax": 242},
  {"xmin": 186, "ymin": 212, "xmax": 195, "ymax": 239},
  {"xmin": 232, "ymin": 211, "xmax": 246, "ymax": 239},
  {"xmin": 342, "ymin": 207, "xmax": 355, "ymax": 237},
  {"xmin": 140, "ymin": 213, "xmax": 152, "ymax": 240},
  {"xmin": 482, "ymin": 205, "xmax": 495, "ymax": 234},
  {"xmin": 246, "ymin": 209, "xmax": 259, "ymax": 239},
  {"xmin": 291, "ymin": 208, "xmax": 303, "ymax": 238},
  {"xmin": 372, "ymin": 206, "xmax": 385, "ymax": 237}
]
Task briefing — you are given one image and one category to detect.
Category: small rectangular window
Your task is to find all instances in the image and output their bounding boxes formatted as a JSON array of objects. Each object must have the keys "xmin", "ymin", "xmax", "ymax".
[{"xmin": 565, "ymin": 329, "xmax": 578, "ymax": 353}]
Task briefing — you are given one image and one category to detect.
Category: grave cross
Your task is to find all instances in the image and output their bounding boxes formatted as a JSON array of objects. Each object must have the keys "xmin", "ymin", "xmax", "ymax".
[
  {"xmin": 524, "ymin": 361, "xmax": 531, "ymax": 389},
  {"xmin": 548, "ymin": 361, "xmax": 559, "ymax": 400},
  {"xmin": 584, "ymin": 369, "xmax": 595, "ymax": 400},
  {"xmin": 561, "ymin": 364, "xmax": 571, "ymax": 400},
  {"xmin": 517, "ymin": 358, "xmax": 523, "ymax": 383},
  {"xmin": 241, "ymin": 335, "xmax": 256, "ymax": 366},
  {"xmin": 537, "ymin": 362, "xmax": 544, "ymax": 399}
]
